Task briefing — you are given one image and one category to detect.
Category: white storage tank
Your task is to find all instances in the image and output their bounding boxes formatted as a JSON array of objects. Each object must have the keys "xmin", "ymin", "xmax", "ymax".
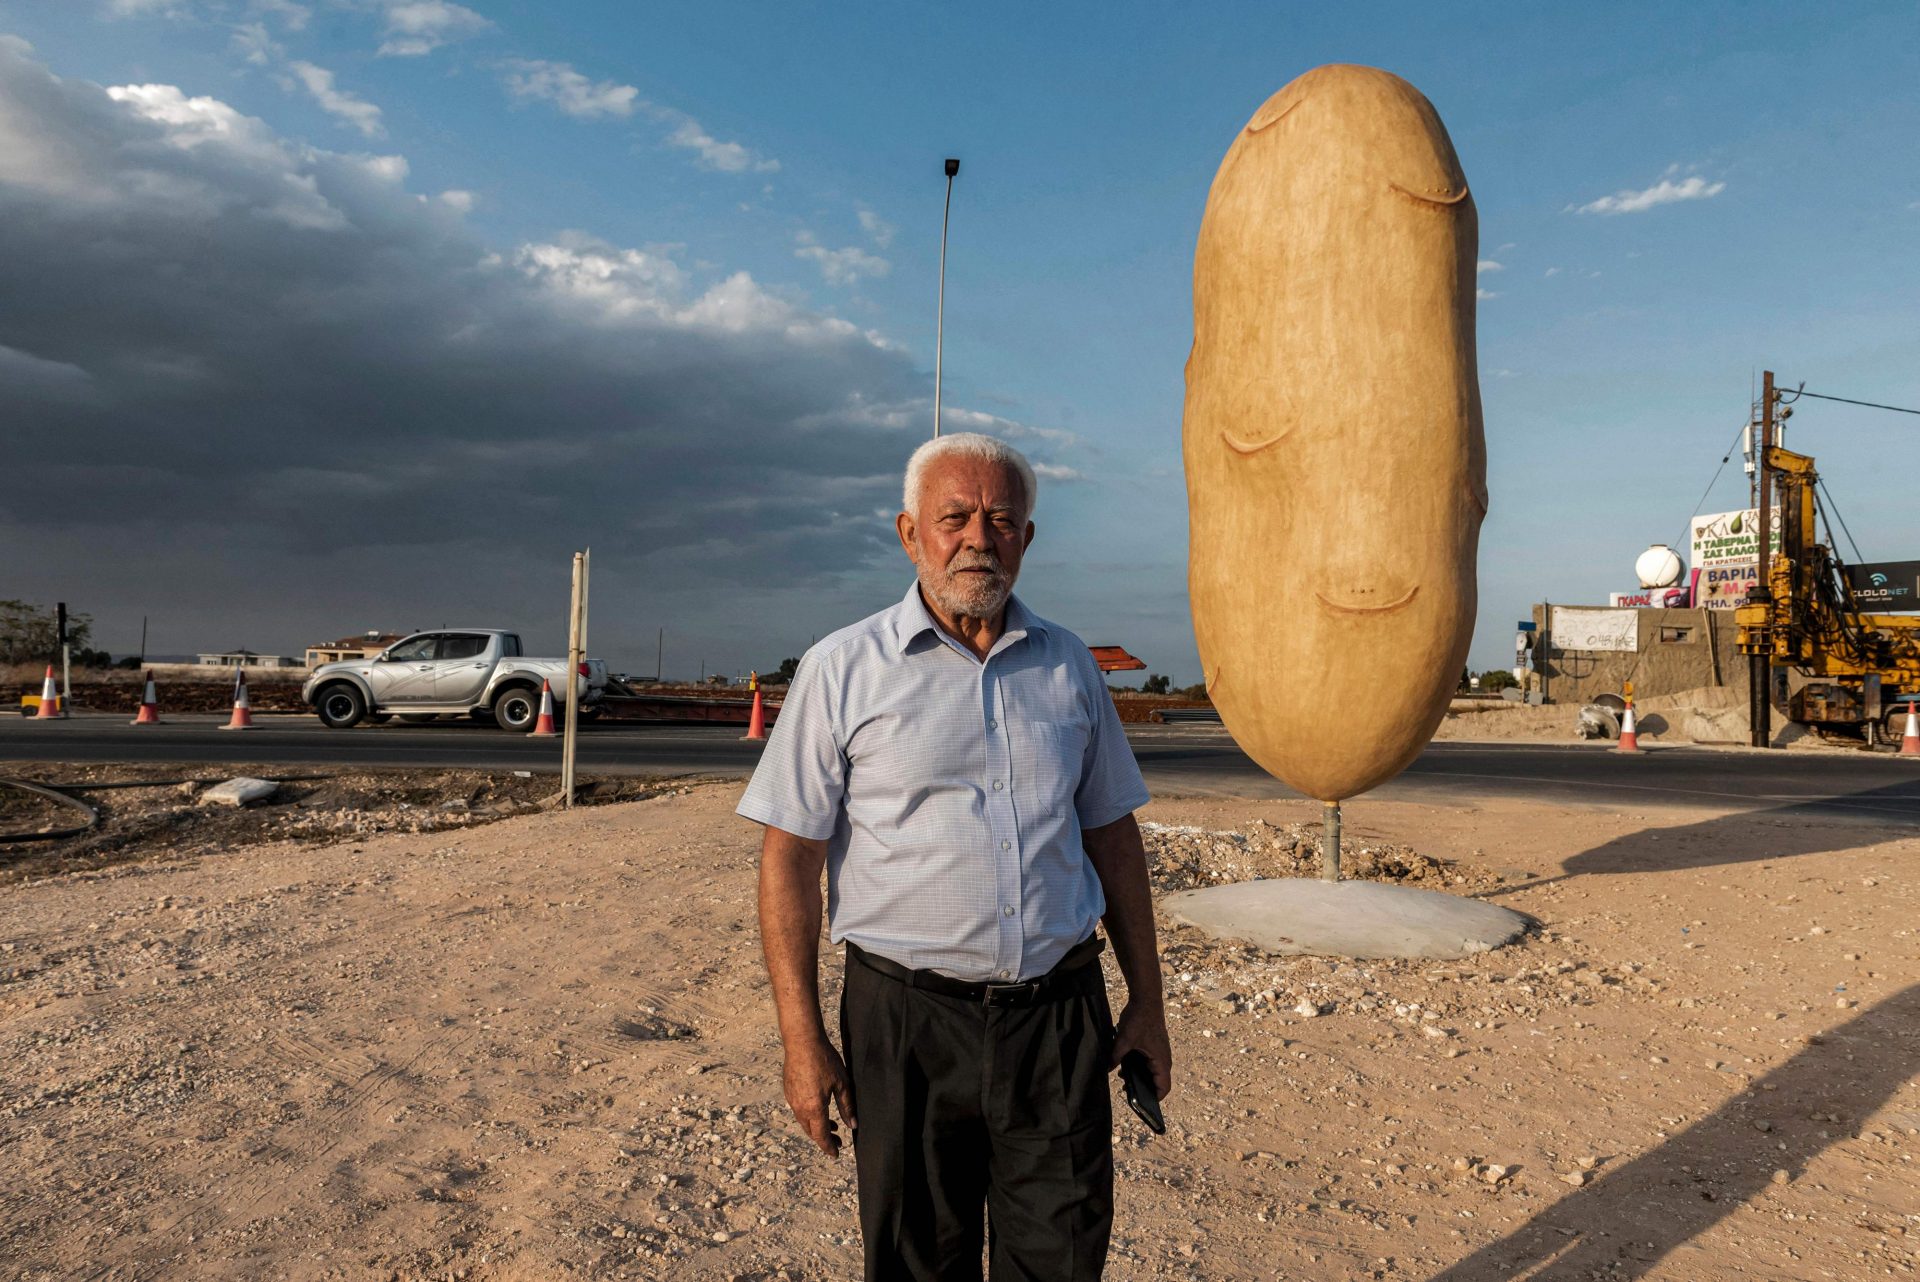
[{"xmin": 1635, "ymin": 544, "xmax": 1684, "ymax": 589}]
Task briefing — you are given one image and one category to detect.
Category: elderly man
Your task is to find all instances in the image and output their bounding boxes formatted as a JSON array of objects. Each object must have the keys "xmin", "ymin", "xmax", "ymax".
[{"xmin": 739, "ymin": 431, "xmax": 1172, "ymax": 1281}]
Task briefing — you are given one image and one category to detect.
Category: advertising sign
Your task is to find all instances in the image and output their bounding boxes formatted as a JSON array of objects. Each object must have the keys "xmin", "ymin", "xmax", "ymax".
[
  {"xmin": 1689, "ymin": 508, "xmax": 1782, "ymax": 610},
  {"xmin": 1550, "ymin": 606, "xmax": 1638, "ymax": 652},
  {"xmin": 1845, "ymin": 561, "xmax": 1920, "ymax": 612},
  {"xmin": 1610, "ymin": 587, "xmax": 1691, "ymax": 608}
]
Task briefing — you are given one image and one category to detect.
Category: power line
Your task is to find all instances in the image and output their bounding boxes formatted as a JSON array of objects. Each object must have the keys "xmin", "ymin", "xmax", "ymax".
[{"xmin": 1779, "ymin": 386, "xmax": 1920, "ymax": 417}]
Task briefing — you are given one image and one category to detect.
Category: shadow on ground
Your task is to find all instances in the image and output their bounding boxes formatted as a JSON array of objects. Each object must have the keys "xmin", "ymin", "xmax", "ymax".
[{"xmin": 1425, "ymin": 983, "xmax": 1918, "ymax": 1281}]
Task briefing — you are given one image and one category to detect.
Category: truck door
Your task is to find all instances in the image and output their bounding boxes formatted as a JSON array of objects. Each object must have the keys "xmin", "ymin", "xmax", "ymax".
[
  {"xmin": 370, "ymin": 634, "xmax": 442, "ymax": 704},
  {"xmin": 431, "ymin": 633, "xmax": 494, "ymax": 706}
]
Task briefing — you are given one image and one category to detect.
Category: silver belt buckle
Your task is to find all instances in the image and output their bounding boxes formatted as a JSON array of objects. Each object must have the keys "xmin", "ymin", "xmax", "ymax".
[{"xmin": 982, "ymin": 979, "xmax": 1039, "ymax": 1007}]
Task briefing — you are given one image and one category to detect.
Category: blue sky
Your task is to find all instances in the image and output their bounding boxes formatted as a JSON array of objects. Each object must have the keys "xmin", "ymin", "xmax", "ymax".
[{"xmin": 1, "ymin": 1, "xmax": 1916, "ymax": 680}]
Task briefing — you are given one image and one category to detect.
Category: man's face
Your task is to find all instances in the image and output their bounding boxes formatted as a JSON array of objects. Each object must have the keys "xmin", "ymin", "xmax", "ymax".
[{"xmin": 897, "ymin": 456, "xmax": 1036, "ymax": 620}]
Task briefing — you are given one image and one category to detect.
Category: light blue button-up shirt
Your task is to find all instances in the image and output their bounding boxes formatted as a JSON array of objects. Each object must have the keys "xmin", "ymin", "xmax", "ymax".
[{"xmin": 738, "ymin": 581, "xmax": 1151, "ymax": 982}]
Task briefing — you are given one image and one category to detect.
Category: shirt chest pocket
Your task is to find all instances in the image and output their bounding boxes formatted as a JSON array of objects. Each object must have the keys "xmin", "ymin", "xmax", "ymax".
[{"xmin": 1017, "ymin": 718, "xmax": 1089, "ymax": 813}]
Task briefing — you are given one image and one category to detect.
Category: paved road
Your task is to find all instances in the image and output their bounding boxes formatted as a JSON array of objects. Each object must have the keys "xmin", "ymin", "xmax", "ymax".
[{"xmin": 6, "ymin": 714, "xmax": 1920, "ymax": 826}]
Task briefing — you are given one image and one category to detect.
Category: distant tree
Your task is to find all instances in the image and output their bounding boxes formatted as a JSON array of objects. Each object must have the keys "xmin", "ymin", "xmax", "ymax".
[
  {"xmin": 1477, "ymin": 668, "xmax": 1519, "ymax": 693},
  {"xmin": 772, "ymin": 656, "xmax": 800, "ymax": 685},
  {"xmin": 73, "ymin": 647, "xmax": 113, "ymax": 669},
  {"xmin": 114, "ymin": 655, "xmax": 145, "ymax": 670},
  {"xmin": 1459, "ymin": 665, "xmax": 1471, "ymax": 691},
  {"xmin": 1141, "ymin": 673, "xmax": 1172, "ymax": 695},
  {"xmin": 1174, "ymin": 682, "xmax": 1211, "ymax": 701},
  {"xmin": 0, "ymin": 601, "xmax": 93, "ymax": 664}
]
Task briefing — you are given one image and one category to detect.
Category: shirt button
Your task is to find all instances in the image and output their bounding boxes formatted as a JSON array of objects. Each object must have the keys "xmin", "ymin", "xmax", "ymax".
[
  {"xmin": 992, "ymin": 780, "xmax": 1003, "ymax": 791},
  {"xmin": 988, "ymin": 718, "xmax": 997, "ymax": 729},
  {"xmin": 1001, "ymin": 840, "xmax": 1011, "ymax": 850},
  {"xmin": 999, "ymin": 970, "xmax": 1011, "ymax": 979},
  {"xmin": 1002, "ymin": 905, "xmax": 1015, "ymax": 917}
]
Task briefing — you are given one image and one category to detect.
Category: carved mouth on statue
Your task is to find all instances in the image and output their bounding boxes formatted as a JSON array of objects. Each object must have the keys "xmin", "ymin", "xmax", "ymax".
[
  {"xmin": 1220, "ymin": 428, "xmax": 1293, "ymax": 455},
  {"xmin": 1314, "ymin": 586, "xmax": 1420, "ymax": 616}
]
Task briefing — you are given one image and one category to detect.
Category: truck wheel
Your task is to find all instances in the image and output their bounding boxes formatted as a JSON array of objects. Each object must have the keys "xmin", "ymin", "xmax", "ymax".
[
  {"xmin": 316, "ymin": 683, "xmax": 367, "ymax": 729},
  {"xmin": 492, "ymin": 684, "xmax": 540, "ymax": 732}
]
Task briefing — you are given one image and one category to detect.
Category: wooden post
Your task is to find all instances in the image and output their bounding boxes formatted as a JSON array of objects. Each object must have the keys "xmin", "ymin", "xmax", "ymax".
[{"xmin": 562, "ymin": 549, "xmax": 588, "ymax": 807}]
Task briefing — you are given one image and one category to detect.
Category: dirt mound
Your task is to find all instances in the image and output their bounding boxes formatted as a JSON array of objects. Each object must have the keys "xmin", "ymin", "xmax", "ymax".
[{"xmin": 1141, "ymin": 818, "xmax": 1497, "ymax": 896}]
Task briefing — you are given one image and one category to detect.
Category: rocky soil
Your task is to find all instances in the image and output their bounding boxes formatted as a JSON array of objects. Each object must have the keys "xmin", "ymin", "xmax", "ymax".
[{"xmin": 1, "ymin": 780, "xmax": 1915, "ymax": 1280}]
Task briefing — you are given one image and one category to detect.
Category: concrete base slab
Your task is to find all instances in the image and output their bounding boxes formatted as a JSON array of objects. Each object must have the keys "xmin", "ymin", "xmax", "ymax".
[{"xmin": 1162, "ymin": 879, "xmax": 1531, "ymax": 960}]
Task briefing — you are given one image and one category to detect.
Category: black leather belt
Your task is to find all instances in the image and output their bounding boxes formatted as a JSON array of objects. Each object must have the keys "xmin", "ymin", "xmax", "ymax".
[{"xmin": 848, "ymin": 935, "xmax": 1105, "ymax": 1007}]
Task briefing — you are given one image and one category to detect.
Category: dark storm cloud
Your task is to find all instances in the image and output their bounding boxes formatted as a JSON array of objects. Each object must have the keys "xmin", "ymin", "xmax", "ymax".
[{"xmin": 0, "ymin": 38, "xmax": 969, "ymax": 603}]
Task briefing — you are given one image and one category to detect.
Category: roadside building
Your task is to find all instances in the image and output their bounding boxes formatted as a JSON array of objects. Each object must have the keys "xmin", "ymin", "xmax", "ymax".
[
  {"xmin": 195, "ymin": 649, "xmax": 300, "ymax": 669},
  {"xmin": 305, "ymin": 631, "xmax": 407, "ymax": 668},
  {"xmin": 1526, "ymin": 603, "xmax": 1751, "ymax": 706}
]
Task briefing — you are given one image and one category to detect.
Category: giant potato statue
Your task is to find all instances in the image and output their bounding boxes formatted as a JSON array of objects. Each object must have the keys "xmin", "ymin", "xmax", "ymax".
[{"xmin": 1184, "ymin": 63, "xmax": 1486, "ymax": 808}]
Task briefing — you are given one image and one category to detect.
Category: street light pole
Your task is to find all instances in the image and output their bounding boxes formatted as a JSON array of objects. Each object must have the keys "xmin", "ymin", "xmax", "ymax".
[{"xmin": 933, "ymin": 157, "xmax": 959, "ymax": 438}]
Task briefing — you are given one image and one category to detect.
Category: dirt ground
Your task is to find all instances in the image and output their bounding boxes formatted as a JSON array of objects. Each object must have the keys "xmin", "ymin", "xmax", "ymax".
[{"xmin": 2, "ymin": 770, "xmax": 1916, "ymax": 1281}]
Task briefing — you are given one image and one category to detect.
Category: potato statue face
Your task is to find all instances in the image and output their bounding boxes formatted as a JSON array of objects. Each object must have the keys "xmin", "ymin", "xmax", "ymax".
[{"xmin": 1183, "ymin": 64, "xmax": 1487, "ymax": 802}]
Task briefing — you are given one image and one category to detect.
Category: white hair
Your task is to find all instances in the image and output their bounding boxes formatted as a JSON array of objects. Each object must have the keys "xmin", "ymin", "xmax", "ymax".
[{"xmin": 902, "ymin": 433, "xmax": 1037, "ymax": 520}]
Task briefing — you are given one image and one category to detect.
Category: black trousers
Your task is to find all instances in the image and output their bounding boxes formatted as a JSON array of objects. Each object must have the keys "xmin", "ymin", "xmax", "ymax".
[{"xmin": 841, "ymin": 947, "xmax": 1115, "ymax": 1282}]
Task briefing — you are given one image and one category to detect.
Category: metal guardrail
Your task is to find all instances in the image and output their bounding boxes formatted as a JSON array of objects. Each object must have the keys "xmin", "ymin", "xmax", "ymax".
[{"xmin": 1151, "ymin": 707, "xmax": 1223, "ymax": 724}]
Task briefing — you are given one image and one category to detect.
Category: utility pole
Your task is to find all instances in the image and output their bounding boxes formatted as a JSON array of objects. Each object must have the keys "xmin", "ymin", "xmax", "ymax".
[
  {"xmin": 1749, "ymin": 370, "xmax": 1775, "ymax": 749},
  {"xmin": 656, "ymin": 627, "xmax": 663, "ymax": 683},
  {"xmin": 933, "ymin": 157, "xmax": 959, "ymax": 438}
]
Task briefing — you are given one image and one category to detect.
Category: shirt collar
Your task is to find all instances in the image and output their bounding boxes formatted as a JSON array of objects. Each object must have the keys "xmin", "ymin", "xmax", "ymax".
[{"xmin": 891, "ymin": 579, "xmax": 1047, "ymax": 657}]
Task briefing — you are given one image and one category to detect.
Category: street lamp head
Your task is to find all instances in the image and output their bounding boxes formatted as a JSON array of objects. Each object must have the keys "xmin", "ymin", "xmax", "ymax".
[{"xmin": 944, "ymin": 157, "xmax": 960, "ymax": 177}]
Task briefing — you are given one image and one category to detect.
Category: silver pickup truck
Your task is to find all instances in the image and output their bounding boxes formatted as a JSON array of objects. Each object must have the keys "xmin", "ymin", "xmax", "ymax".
[{"xmin": 302, "ymin": 629, "xmax": 608, "ymax": 732}]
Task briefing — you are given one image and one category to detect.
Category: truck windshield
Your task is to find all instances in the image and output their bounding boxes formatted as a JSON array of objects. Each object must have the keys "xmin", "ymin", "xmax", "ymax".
[{"xmin": 502, "ymin": 634, "xmax": 522, "ymax": 657}]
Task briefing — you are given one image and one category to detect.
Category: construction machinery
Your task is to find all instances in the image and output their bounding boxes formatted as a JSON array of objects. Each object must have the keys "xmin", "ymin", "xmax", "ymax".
[{"xmin": 1735, "ymin": 378, "xmax": 1920, "ymax": 744}]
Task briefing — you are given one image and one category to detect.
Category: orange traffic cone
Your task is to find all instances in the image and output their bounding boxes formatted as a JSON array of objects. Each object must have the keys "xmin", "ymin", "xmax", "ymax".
[
  {"xmin": 742, "ymin": 671, "xmax": 767, "ymax": 742},
  {"xmin": 529, "ymin": 679, "xmax": 558, "ymax": 736},
  {"xmin": 218, "ymin": 669, "xmax": 256, "ymax": 730},
  {"xmin": 131, "ymin": 670, "xmax": 162, "ymax": 725},
  {"xmin": 1900, "ymin": 702, "xmax": 1920, "ymax": 757},
  {"xmin": 33, "ymin": 665, "xmax": 61, "ymax": 719},
  {"xmin": 1615, "ymin": 702, "xmax": 1643, "ymax": 754}
]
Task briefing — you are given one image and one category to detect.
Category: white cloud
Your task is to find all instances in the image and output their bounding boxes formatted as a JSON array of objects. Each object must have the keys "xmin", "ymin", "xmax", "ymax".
[
  {"xmin": 251, "ymin": 0, "xmax": 309, "ymax": 28},
  {"xmin": 1543, "ymin": 266, "xmax": 1562, "ymax": 278},
  {"xmin": 106, "ymin": 82, "xmax": 346, "ymax": 227},
  {"xmin": 1476, "ymin": 259, "xmax": 1502, "ymax": 274},
  {"xmin": 661, "ymin": 111, "xmax": 779, "ymax": 173},
  {"xmin": 230, "ymin": 21, "xmax": 281, "ymax": 65},
  {"xmin": 1572, "ymin": 173, "xmax": 1725, "ymax": 216},
  {"xmin": 1031, "ymin": 462, "xmax": 1083, "ymax": 483},
  {"xmin": 287, "ymin": 61, "xmax": 385, "ymax": 138},
  {"xmin": 436, "ymin": 188, "xmax": 474, "ymax": 212},
  {"xmin": 858, "ymin": 208, "xmax": 894, "ymax": 248},
  {"xmin": 377, "ymin": 0, "xmax": 491, "ymax": 57},
  {"xmin": 1491, "ymin": 368, "xmax": 1518, "ymax": 379},
  {"xmin": 794, "ymin": 232, "xmax": 890, "ymax": 286},
  {"xmin": 499, "ymin": 59, "xmax": 638, "ymax": 120},
  {"xmin": 1476, "ymin": 288, "xmax": 1500, "ymax": 300}
]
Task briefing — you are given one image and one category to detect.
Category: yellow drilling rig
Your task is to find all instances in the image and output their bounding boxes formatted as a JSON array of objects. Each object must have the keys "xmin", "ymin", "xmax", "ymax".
[{"xmin": 1735, "ymin": 372, "xmax": 1920, "ymax": 746}]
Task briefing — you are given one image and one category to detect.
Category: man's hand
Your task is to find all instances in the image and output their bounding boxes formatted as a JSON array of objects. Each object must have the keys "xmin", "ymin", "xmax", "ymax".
[
  {"xmin": 1110, "ymin": 999, "xmax": 1173, "ymax": 1100},
  {"xmin": 783, "ymin": 1033, "xmax": 857, "ymax": 1157}
]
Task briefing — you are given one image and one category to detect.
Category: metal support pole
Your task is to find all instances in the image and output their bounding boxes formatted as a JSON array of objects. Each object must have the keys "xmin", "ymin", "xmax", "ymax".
[
  {"xmin": 562, "ymin": 549, "xmax": 588, "ymax": 807},
  {"xmin": 57, "ymin": 601, "xmax": 70, "ymax": 714},
  {"xmin": 1750, "ymin": 371, "xmax": 1775, "ymax": 748},
  {"xmin": 1321, "ymin": 801, "xmax": 1342, "ymax": 883},
  {"xmin": 933, "ymin": 157, "xmax": 959, "ymax": 438}
]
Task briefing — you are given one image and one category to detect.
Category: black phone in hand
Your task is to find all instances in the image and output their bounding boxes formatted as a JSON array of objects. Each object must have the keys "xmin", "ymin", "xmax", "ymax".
[{"xmin": 1119, "ymin": 1050, "xmax": 1165, "ymax": 1134}]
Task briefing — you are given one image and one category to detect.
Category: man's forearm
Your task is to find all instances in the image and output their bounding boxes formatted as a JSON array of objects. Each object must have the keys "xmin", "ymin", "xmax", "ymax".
[
  {"xmin": 1084, "ymin": 813, "xmax": 1163, "ymax": 1010},
  {"xmin": 758, "ymin": 827, "xmax": 832, "ymax": 1045}
]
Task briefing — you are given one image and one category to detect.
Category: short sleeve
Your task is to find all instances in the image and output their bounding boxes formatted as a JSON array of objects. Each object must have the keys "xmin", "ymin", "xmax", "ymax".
[
  {"xmin": 736, "ymin": 649, "xmax": 847, "ymax": 840},
  {"xmin": 1073, "ymin": 651, "xmax": 1150, "ymax": 830}
]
